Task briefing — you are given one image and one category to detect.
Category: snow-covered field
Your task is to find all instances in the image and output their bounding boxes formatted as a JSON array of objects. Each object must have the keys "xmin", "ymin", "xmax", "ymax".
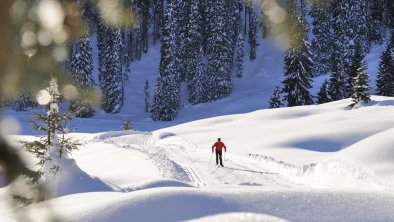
[{"xmin": 1, "ymin": 95, "xmax": 394, "ymax": 221}]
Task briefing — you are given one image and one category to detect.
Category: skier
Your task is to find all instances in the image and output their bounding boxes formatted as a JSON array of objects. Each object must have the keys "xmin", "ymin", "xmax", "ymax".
[{"xmin": 212, "ymin": 138, "xmax": 227, "ymax": 167}]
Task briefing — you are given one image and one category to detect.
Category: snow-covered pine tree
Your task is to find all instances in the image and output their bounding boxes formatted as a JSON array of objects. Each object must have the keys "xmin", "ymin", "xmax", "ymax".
[
  {"xmin": 352, "ymin": 1, "xmax": 371, "ymax": 52},
  {"xmin": 185, "ymin": 0, "xmax": 205, "ymax": 103},
  {"xmin": 17, "ymin": 78, "xmax": 80, "ymax": 203},
  {"xmin": 328, "ymin": 53, "xmax": 346, "ymax": 101},
  {"xmin": 310, "ymin": 0, "xmax": 333, "ymax": 76},
  {"xmin": 101, "ymin": 27, "xmax": 124, "ymax": 113},
  {"xmin": 144, "ymin": 79, "xmax": 150, "ymax": 112},
  {"xmin": 269, "ymin": 86, "xmax": 283, "ymax": 108},
  {"xmin": 346, "ymin": 43, "xmax": 363, "ymax": 97},
  {"xmin": 189, "ymin": 47, "xmax": 207, "ymax": 104},
  {"xmin": 332, "ymin": 0, "xmax": 356, "ymax": 75},
  {"xmin": 317, "ymin": 79, "xmax": 331, "ymax": 104},
  {"xmin": 282, "ymin": 1, "xmax": 314, "ymax": 107},
  {"xmin": 12, "ymin": 91, "xmax": 37, "ymax": 111},
  {"xmin": 376, "ymin": 46, "xmax": 394, "ymax": 96},
  {"xmin": 151, "ymin": 0, "xmax": 181, "ymax": 121},
  {"xmin": 388, "ymin": 31, "xmax": 394, "ymax": 55},
  {"xmin": 204, "ymin": 0, "xmax": 238, "ymax": 102},
  {"xmin": 68, "ymin": 37, "xmax": 95, "ymax": 118},
  {"xmin": 247, "ymin": 1, "xmax": 258, "ymax": 61},
  {"xmin": 350, "ymin": 60, "xmax": 372, "ymax": 107},
  {"xmin": 260, "ymin": 6, "xmax": 271, "ymax": 39},
  {"xmin": 152, "ymin": 0, "xmax": 163, "ymax": 45},
  {"xmin": 96, "ymin": 16, "xmax": 107, "ymax": 86},
  {"xmin": 386, "ymin": 0, "xmax": 394, "ymax": 28},
  {"xmin": 368, "ymin": 0, "xmax": 384, "ymax": 45},
  {"xmin": 235, "ymin": 32, "xmax": 245, "ymax": 78}
]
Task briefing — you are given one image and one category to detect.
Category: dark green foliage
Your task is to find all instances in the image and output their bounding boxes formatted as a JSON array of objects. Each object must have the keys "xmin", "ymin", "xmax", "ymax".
[
  {"xmin": 269, "ymin": 86, "xmax": 283, "ymax": 108},
  {"xmin": 16, "ymin": 78, "xmax": 80, "ymax": 205},
  {"xmin": 235, "ymin": 32, "xmax": 244, "ymax": 78},
  {"xmin": 376, "ymin": 46, "xmax": 394, "ymax": 96},
  {"xmin": 310, "ymin": 0, "xmax": 332, "ymax": 76},
  {"xmin": 204, "ymin": 0, "xmax": 239, "ymax": 102},
  {"xmin": 350, "ymin": 60, "xmax": 371, "ymax": 107},
  {"xmin": 189, "ymin": 47, "xmax": 207, "ymax": 104},
  {"xmin": 144, "ymin": 80, "xmax": 150, "ymax": 112},
  {"xmin": 347, "ymin": 43, "xmax": 363, "ymax": 97},
  {"xmin": 101, "ymin": 27, "xmax": 124, "ymax": 113},
  {"xmin": 317, "ymin": 79, "xmax": 331, "ymax": 104},
  {"xmin": 328, "ymin": 55, "xmax": 346, "ymax": 101},
  {"xmin": 68, "ymin": 37, "xmax": 95, "ymax": 118},
  {"xmin": 282, "ymin": 1, "xmax": 314, "ymax": 107},
  {"xmin": 247, "ymin": 1, "xmax": 258, "ymax": 61},
  {"xmin": 151, "ymin": 0, "xmax": 182, "ymax": 121},
  {"xmin": 123, "ymin": 118, "xmax": 132, "ymax": 130}
]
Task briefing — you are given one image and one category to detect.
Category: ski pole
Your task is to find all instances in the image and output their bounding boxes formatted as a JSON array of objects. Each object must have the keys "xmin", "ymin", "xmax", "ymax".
[{"xmin": 209, "ymin": 152, "xmax": 213, "ymax": 165}]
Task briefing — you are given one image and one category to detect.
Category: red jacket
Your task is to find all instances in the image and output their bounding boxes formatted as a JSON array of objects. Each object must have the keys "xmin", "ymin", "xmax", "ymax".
[{"xmin": 212, "ymin": 141, "xmax": 226, "ymax": 153}]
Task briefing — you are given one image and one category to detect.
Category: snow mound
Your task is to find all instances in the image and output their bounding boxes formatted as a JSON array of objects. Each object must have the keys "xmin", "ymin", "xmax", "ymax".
[
  {"xmin": 131, "ymin": 179, "xmax": 192, "ymax": 191},
  {"xmin": 50, "ymin": 157, "xmax": 112, "ymax": 197},
  {"xmin": 185, "ymin": 212, "xmax": 289, "ymax": 222},
  {"xmin": 335, "ymin": 128, "xmax": 394, "ymax": 185}
]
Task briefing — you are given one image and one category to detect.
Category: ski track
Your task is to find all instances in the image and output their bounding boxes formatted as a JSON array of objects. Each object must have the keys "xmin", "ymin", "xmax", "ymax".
[{"xmin": 90, "ymin": 131, "xmax": 388, "ymax": 190}]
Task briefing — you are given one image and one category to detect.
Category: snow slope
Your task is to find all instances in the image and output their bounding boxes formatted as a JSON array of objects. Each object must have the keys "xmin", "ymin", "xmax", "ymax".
[{"xmin": 2, "ymin": 96, "xmax": 394, "ymax": 221}]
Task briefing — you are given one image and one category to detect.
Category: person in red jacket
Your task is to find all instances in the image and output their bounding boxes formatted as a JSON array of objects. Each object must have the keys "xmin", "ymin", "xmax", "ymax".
[{"xmin": 212, "ymin": 138, "xmax": 226, "ymax": 167}]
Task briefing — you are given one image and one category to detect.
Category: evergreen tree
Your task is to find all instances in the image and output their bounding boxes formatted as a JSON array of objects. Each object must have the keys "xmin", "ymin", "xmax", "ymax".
[
  {"xmin": 16, "ymin": 78, "xmax": 80, "ymax": 204},
  {"xmin": 282, "ymin": 1, "xmax": 314, "ymax": 107},
  {"xmin": 269, "ymin": 86, "xmax": 283, "ymax": 108},
  {"xmin": 101, "ymin": 27, "xmax": 124, "ymax": 113},
  {"xmin": 310, "ymin": 0, "xmax": 332, "ymax": 76},
  {"xmin": 123, "ymin": 118, "xmax": 132, "ymax": 130},
  {"xmin": 332, "ymin": 0, "xmax": 356, "ymax": 75},
  {"xmin": 144, "ymin": 79, "xmax": 150, "ymax": 112},
  {"xmin": 204, "ymin": 0, "xmax": 238, "ymax": 102},
  {"xmin": 185, "ymin": 0, "xmax": 204, "ymax": 101},
  {"xmin": 96, "ymin": 16, "xmax": 107, "ymax": 86},
  {"xmin": 386, "ymin": 0, "xmax": 394, "ymax": 28},
  {"xmin": 376, "ymin": 46, "xmax": 394, "ymax": 96},
  {"xmin": 368, "ymin": 0, "xmax": 384, "ymax": 45},
  {"xmin": 328, "ymin": 54, "xmax": 346, "ymax": 101},
  {"xmin": 260, "ymin": 6, "xmax": 270, "ymax": 39},
  {"xmin": 350, "ymin": 60, "xmax": 372, "ymax": 107},
  {"xmin": 317, "ymin": 79, "xmax": 331, "ymax": 104},
  {"xmin": 247, "ymin": 2, "xmax": 258, "ymax": 61},
  {"xmin": 388, "ymin": 31, "xmax": 394, "ymax": 55},
  {"xmin": 346, "ymin": 43, "xmax": 363, "ymax": 97},
  {"xmin": 151, "ymin": 0, "xmax": 181, "ymax": 121},
  {"xmin": 235, "ymin": 32, "xmax": 244, "ymax": 78},
  {"xmin": 189, "ymin": 47, "xmax": 207, "ymax": 104},
  {"xmin": 68, "ymin": 37, "xmax": 95, "ymax": 118},
  {"xmin": 152, "ymin": 0, "xmax": 163, "ymax": 45}
]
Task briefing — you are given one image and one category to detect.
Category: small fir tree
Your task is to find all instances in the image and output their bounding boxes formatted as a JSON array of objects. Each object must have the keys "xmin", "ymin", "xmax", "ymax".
[
  {"xmin": 350, "ymin": 60, "xmax": 372, "ymax": 107},
  {"xmin": 317, "ymin": 79, "xmax": 331, "ymax": 104},
  {"xmin": 123, "ymin": 118, "xmax": 132, "ymax": 130},
  {"xmin": 347, "ymin": 43, "xmax": 363, "ymax": 97},
  {"xmin": 16, "ymin": 78, "xmax": 80, "ymax": 204},
  {"xmin": 269, "ymin": 86, "xmax": 283, "ymax": 108}
]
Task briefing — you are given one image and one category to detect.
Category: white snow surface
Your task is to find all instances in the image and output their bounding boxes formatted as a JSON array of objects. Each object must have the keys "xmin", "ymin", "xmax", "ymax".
[{"xmin": 2, "ymin": 96, "xmax": 394, "ymax": 221}]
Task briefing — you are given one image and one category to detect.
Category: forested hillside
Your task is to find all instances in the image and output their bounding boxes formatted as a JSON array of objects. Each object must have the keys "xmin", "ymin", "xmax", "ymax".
[{"xmin": 5, "ymin": 0, "xmax": 394, "ymax": 122}]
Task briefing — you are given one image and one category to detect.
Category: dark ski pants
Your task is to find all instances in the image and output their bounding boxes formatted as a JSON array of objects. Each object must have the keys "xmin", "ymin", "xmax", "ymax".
[{"xmin": 216, "ymin": 151, "xmax": 223, "ymax": 166}]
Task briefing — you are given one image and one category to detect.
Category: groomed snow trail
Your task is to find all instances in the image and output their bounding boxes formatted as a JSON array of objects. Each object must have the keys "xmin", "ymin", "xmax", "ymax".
[{"xmin": 92, "ymin": 131, "xmax": 387, "ymax": 190}]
